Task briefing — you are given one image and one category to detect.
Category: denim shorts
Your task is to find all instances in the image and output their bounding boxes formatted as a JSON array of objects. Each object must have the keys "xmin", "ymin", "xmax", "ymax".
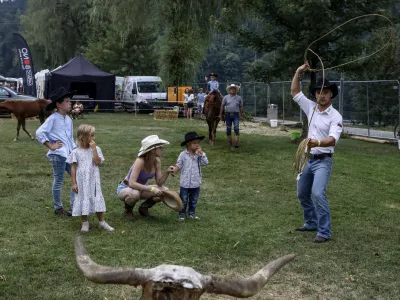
[{"xmin": 116, "ymin": 181, "xmax": 128, "ymax": 196}]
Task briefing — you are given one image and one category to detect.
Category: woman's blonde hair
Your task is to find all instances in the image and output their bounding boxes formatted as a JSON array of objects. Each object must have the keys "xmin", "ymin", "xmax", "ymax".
[
  {"xmin": 76, "ymin": 124, "xmax": 95, "ymax": 148},
  {"xmin": 139, "ymin": 148, "xmax": 160, "ymax": 173}
]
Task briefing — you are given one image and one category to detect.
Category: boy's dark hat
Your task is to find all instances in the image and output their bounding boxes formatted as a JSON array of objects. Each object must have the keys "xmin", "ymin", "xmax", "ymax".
[
  {"xmin": 181, "ymin": 131, "xmax": 205, "ymax": 146},
  {"xmin": 46, "ymin": 87, "xmax": 77, "ymax": 111},
  {"xmin": 208, "ymin": 72, "xmax": 218, "ymax": 77},
  {"xmin": 310, "ymin": 78, "xmax": 338, "ymax": 99}
]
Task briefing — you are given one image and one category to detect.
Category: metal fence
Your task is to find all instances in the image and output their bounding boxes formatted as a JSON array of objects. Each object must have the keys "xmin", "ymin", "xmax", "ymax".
[
  {"xmin": 236, "ymin": 79, "xmax": 400, "ymax": 139},
  {"xmin": 69, "ymin": 78, "xmax": 400, "ymax": 139}
]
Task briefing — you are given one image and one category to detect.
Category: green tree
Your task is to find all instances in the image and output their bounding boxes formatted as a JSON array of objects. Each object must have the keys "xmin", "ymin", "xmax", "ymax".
[
  {"xmin": 84, "ymin": 24, "xmax": 159, "ymax": 76},
  {"xmin": 0, "ymin": 0, "xmax": 27, "ymax": 77},
  {"xmin": 21, "ymin": 0, "xmax": 92, "ymax": 69},
  {"xmin": 88, "ymin": 0, "xmax": 226, "ymax": 85},
  {"xmin": 217, "ymin": 0, "xmax": 397, "ymax": 83},
  {"xmin": 200, "ymin": 33, "xmax": 255, "ymax": 84}
]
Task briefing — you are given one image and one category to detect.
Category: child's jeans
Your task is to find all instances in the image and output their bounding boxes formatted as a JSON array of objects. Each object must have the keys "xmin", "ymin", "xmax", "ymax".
[
  {"xmin": 179, "ymin": 187, "xmax": 200, "ymax": 216},
  {"xmin": 49, "ymin": 154, "xmax": 75, "ymax": 211}
]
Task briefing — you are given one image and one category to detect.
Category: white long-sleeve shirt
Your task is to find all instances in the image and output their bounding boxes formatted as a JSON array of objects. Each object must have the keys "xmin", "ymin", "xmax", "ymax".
[
  {"xmin": 293, "ymin": 92, "xmax": 343, "ymax": 154},
  {"xmin": 36, "ymin": 112, "xmax": 76, "ymax": 159},
  {"xmin": 176, "ymin": 150, "xmax": 208, "ymax": 188}
]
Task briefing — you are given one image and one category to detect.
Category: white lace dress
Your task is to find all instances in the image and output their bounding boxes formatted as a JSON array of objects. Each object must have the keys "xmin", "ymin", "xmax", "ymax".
[{"xmin": 67, "ymin": 146, "xmax": 106, "ymax": 216}]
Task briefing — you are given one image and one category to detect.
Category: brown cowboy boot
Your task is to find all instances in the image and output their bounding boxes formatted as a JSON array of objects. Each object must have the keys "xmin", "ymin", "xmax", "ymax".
[
  {"xmin": 138, "ymin": 198, "xmax": 157, "ymax": 217},
  {"xmin": 227, "ymin": 135, "xmax": 232, "ymax": 146},
  {"xmin": 234, "ymin": 135, "xmax": 239, "ymax": 148}
]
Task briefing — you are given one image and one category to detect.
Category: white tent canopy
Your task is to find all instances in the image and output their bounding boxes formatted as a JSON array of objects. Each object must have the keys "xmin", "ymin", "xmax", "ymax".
[{"xmin": 35, "ymin": 69, "xmax": 50, "ymax": 98}]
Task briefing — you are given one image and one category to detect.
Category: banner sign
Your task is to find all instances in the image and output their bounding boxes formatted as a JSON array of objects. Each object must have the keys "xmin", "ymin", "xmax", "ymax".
[{"xmin": 13, "ymin": 33, "xmax": 36, "ymax": 96}]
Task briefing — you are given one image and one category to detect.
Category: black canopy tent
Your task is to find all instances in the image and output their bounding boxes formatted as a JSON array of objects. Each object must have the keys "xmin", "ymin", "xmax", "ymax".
[{"xmin": 45, "ymin": 55, "xmax": 115, "ymax": 110}]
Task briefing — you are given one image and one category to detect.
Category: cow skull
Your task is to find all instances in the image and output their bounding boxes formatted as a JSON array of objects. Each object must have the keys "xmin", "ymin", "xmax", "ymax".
[{"xmin": 75, "ymin": 236, "xmax": 295, "ymax": 299}]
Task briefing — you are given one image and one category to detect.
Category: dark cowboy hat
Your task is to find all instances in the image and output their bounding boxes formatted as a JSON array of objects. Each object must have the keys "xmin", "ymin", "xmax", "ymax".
[
  {"xmin": 310, "ymin": 78, "xmax": 338, "ymax": 99},
  {"xmin": 46, "ymin": 87, "xmax": 77, "ymax": 111},
  {"xmin": 181, "ymin": 131, "xmax": 205, "ymax": 146},
  {"xmin": 208, "ymin": 72, "xmax": 218, "ymax": 77}
]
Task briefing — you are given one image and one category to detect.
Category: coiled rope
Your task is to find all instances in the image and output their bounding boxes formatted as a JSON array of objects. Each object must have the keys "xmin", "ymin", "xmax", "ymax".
[{"xmin": 293, "ymin": 13, "xmax": 396, "ymax": 173}]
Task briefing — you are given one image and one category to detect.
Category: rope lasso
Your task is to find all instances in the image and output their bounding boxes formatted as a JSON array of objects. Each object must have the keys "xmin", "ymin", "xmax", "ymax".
[{"xmin": 293, "ymin": 13, "xmax": 396, "ymax": 173}]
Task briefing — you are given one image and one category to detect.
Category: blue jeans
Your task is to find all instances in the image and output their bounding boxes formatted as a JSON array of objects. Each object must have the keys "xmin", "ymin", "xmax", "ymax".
[
  {"xmin": 297, "ymin": 157, "xmax": 333, "ymax": 239},
  {"xmin": 225, "ymin": 113, "xmax": 240, "ymax": 135},
  {"xmin": 179, "ymin": 187, "xmax": 200, "ymax": 216},
  {"xmin": 49, "ymin": 154, "xmax": 75, "ymax": 211}
]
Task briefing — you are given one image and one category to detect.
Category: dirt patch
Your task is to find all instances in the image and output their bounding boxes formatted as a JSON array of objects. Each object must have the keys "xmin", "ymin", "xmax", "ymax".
[{"xmin": 202, "ymin": 121, "xmax": 298, "ymax": 137}]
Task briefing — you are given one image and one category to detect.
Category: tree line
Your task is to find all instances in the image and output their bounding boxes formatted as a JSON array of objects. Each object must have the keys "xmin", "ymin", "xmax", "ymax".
[{"xmin": 1, "ymin": 0, "xmax": 399, "ymax": 88}]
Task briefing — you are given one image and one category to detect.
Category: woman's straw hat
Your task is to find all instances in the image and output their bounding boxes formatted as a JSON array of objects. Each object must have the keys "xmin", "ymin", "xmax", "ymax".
[
  {"xmin": 137, "ymin": 135, "xmax": 169, "ymax": 157},
  {"xmin": 161, "ymin": 190, "xmax": 182, "ymax": 212}
]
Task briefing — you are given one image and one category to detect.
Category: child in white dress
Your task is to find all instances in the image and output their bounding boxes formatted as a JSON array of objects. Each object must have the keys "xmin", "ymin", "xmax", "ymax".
[{"xmin": 67, "ymin": 124, "xmax": 114, "ymax": 232}]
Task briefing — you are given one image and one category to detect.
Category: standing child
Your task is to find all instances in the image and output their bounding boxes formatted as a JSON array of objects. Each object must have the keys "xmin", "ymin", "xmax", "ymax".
[
  {"xmin": 36, "ymin": 87, "xmax": 76, "ymax": 217},
  {"xmin": 169, "ymin": 132, "xmax": 208, "ymax": 221},
  {"xmin": 197, "ymin": 88, "xmax": 206, "ymax": 118},
  {"xmin": 67, "ymin": 124, "xmax": 114, "ymax": 232}
]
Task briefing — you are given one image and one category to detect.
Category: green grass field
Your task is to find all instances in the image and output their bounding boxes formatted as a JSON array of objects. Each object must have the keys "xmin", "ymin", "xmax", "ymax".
[{"xmin": 0, "ymin": 113, "xmax": 399, "ymax": 300}]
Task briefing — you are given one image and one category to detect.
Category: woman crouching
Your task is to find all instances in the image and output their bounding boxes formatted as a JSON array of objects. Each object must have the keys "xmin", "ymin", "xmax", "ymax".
[{"xmin": 117, "ymin": 135, "xmax": 173, "ymax": 221}]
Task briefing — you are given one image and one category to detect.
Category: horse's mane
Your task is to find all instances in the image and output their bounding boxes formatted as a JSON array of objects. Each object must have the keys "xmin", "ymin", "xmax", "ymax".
[{"xmin": 204, "ymin": 92, "xmax": 223, "ymax": 118}]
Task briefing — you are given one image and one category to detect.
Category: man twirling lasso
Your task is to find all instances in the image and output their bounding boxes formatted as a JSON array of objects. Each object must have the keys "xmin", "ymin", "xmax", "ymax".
[{"xmin": 290, "ymin": 62, "xmax": 343, "ymax": 243}]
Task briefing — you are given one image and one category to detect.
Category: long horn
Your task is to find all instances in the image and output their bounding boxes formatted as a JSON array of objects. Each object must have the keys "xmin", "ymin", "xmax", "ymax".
[
  {"xmin": 75, "ymin": 235, "xmax": 151, "ymax": 286},
  {"xmin": 205, "ymin": 254, "xmax": 295, "ymax": 298}
]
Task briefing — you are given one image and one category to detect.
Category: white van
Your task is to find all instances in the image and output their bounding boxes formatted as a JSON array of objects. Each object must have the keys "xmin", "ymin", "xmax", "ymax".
[
  {"xmin": 121, "ymin": 76, "xmax": 166, "ymax": 111},
  {"xmin": 115, "ymin": 76, "xmax": 124, "ymax": 100}
]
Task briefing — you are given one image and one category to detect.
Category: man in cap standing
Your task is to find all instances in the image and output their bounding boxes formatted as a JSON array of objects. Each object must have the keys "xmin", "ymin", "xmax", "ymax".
[
  {"xmin": 290, "ymin": 63, "xmax": 343, "ymax": 243},
  {"xmin": 218, "ymin": 84, "xmax": 243, "ymax": 148}
]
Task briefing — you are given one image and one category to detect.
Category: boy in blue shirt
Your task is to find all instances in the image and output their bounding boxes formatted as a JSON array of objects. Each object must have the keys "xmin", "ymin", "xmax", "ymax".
[
  {"xmin": 168, "ymin": 132, "xmax": 209, "ymax": 221},
  {"xmin": 36, "ymin": 87, "xmax": 76, "ymax": 216},
  {"xmin": 205, "ymin": 72, "xmax": 220, "ymax": 93},
  {"xmin": 204, "ymin": 73, "xmax": 223, "ymax": 113},
  {"xmin": 197, "ymin": 88, "xmax": 206, "ymax": 118}
]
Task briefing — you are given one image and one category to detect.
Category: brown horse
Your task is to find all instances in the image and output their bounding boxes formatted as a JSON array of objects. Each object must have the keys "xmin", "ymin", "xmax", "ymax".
[
  {"xmin": 0, "ymin": 99, "xmax": 52, "ymax": 141},
  {"xmin": 204, "ymin": 91, "xmax": 223, "ymax": 145}
]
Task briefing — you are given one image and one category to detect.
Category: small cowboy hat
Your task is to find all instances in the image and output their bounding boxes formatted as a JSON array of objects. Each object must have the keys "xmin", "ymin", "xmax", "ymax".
[
  {"xmin": 46, "ymin": 87, "xmax": 77, "ymax": 111},
  {"xmin": 161, "ymin": 190, "xmax": 183, "ymax": 212},
  {"xmin": 226, "ymin": 84, "xmax": 240, "ymax": 93},
  {"xmin": 208, "ymin": 72, "xmax": 218, "ymax": 77},
  {"xmin": 310, "ymin": 78, "xmax": 338, "ymax": 99},
  {"xmin": 181, "ymin": 131, "xmax": 205, "ymax": 146},
  {"xmin": 138, "ymin": 135, "xmax": 170, "ymax": 157}
]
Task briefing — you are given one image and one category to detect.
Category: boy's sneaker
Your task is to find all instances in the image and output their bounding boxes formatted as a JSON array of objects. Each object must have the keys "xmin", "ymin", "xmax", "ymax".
[
  {"xmin": 178, "ymin": 215, "xmax": 185, "ymax": 222},
  {"xmin": 99, "ymin": 221, "xmax": 115, "ymax": 232},
  {"xmin": 81, "ymin": 222, "xmax": 89, "ymax": 232},
  {"xmin": 188, "ymin": 215, "xmax": 200, "ymax": 220},
  {"xmin": 54, "ymin": 208, "xmax": 69, "ymax": 217}
]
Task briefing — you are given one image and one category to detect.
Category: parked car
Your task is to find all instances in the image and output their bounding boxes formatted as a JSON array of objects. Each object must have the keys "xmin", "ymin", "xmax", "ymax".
[{"xmin": 0, "ymin": 86, "xmax": 39, "ymax": 118}]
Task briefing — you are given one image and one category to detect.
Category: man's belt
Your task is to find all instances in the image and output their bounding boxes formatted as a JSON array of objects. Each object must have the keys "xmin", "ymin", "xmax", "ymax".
[
  {"xmin": 309, "ymin": 153, "xmax": 332, "ymax": 160},
  {"xmin": 225, "ymin": 112, "xmax": 239, "ymax": 115}
]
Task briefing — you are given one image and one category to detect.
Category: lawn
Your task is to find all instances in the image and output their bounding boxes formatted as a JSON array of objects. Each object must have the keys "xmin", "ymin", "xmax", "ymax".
[{"xmin": 0, "ymin": 113, "xmax": 399, "ymax": 300}]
